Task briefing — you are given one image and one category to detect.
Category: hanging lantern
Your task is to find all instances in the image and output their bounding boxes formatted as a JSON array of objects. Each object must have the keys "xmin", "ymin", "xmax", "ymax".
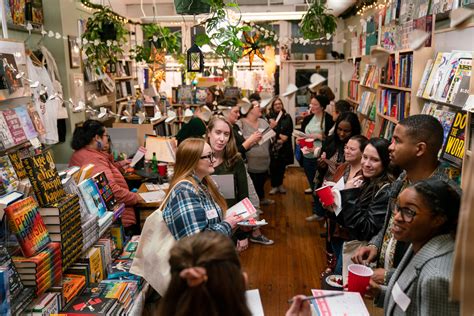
[{"xmin": 187, "ymin": 43, "xmax": 204, "ymax": 73}]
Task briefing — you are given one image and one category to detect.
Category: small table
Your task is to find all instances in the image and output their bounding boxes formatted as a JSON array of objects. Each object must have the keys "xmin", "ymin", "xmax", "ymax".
[{"xmin": 136, "ymin": 183, "xmax": 163, "ymax": 228}]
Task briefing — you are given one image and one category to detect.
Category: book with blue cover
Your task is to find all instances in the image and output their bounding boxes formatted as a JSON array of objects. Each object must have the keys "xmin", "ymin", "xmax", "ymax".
[{"xmin": 77, "ymin": 178, "xmax": 107, "ymax": 218}]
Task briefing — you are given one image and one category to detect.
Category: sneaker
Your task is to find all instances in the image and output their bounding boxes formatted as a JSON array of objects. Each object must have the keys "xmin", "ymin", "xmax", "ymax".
[
  {"xmin": 278, "ymin": 186, "xmax": 287, "ymax": 194},
  {"xmin": 269, "ymin": 187, "xmax": 279, "ymax": 195},
  {"xmin": 250, "ymin": 234, "xmax": 274, "ymax": 245},
  {"xmin": 260, "ymin": 199, "xmax": 275, "ymax": 206},
  {"xmin": 306, "ymin": 214, "xmax": 325, "ymax": 222},
  {"xmin": 304, "ymin": 187, "xmax": 313, "ymax": 194}
]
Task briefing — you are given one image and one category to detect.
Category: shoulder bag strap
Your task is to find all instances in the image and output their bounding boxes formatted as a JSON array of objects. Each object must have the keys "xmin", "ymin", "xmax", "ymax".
[{"xmin": 157, "ymin": 179, "xmax": 193, "ymax": 212}]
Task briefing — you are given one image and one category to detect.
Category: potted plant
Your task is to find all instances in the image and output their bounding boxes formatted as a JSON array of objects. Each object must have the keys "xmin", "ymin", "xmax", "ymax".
[
  {"xmin": 174, "ymin": 0, "xmax": 210, "ymax": 15},
  {"xmin": 131, "ymin": 25, "xmax": 181, "ymax": 64},
  {"xmin": 299, "ymin": 0, "xmax": 338, "ymax": 40},
  {"xmin": 82, "ymin": 8, "xmax": 128, "ymax": 73}
]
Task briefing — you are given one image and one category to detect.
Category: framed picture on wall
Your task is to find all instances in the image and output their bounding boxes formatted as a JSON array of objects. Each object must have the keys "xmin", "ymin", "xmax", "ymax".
[{"xmin": 68, "ymin": 36, "xmax": 81, "ymax": 69}]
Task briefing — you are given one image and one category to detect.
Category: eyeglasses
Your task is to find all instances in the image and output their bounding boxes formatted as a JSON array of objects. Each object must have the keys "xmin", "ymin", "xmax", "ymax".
[
  {"xmin": 200, "ymin": 152, "xmax": 216, "ymax": 162},
  {"xmin": 393, "ymin": 204, "xmax": 417, "ymax": 223}
]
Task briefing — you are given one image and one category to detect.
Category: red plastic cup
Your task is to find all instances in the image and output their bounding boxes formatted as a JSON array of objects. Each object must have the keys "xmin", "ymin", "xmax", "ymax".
[
  {"xmin": 305, "ymin": 138, "xmax": 314, "ymax": 149},
  {"xmin": 315, "ymin": 185, "xmax": 334, "ymax": 205},
  {"xmin": 298, "ymin": 138, "xmax": 306, "ymax": 148},
  {"xmin": 158, "ymin": 163, "xmax": 167, "ymax": 177},
  {"xmin": 347, "ymin": 264, "xmax": 373, "ymax": 295}
]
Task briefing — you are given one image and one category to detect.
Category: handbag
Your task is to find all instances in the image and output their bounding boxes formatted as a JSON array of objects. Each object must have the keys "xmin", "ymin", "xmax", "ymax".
[{"xmin": 130, "ymin": 180, "xmax": 191, "ymax": 295}]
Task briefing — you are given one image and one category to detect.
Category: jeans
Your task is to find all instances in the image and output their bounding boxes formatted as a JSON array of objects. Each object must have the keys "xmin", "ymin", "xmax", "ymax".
[
  {"xmin": 331, "ymin": 237, "xmax": 344, "ymax": 275},
  {"xmin": 302, "ymin": 156, "xmax": 325, "ymax": 217}
]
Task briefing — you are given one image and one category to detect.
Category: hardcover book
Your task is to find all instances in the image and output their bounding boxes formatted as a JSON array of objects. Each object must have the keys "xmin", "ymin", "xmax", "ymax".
[
  {"xmin": 91, "ymin": 172, "xmax": 117, "ymax": 212},
  {"xmin": 77, "ymin": 178, "xmax": 107, "ymax": 218},
  {"xmin": 22, "ymin": 150, "xmax": 66, "ymax": 207},
  {"xmin": 7, "ymin": 147, "xmax": 30, "ymax": 180},
  {"xmin": 2, "ymin": 109, "xmax": 27, "ymax": 145},
  {"xmin": 14, "ymin": 106, "xmax": 38, "ymax": 140},
  {"xmin": 5, "ymin": 196, "xmax": 51, "ymax": 257},
  {"xmin": 0, "ymin": 244, "xmax": 24, "ymax": 300},
  {"xmin": 0, "ymin": 111, "xmax": 15, "ymax": 149},
  {"xmin": 442, "ymin": 111, "xmax": 467, "ymax": 168}
]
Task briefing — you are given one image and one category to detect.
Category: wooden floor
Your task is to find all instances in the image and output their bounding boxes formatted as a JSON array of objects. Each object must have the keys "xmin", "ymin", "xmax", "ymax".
[{"xmin": 240, "ymin": 167, "xmax": 327, "ymax": 315}]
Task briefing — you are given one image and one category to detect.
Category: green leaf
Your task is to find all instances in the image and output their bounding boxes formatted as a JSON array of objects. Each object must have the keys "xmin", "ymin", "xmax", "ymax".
[{"xmin": 195, "ymin": 34, "xmax": 211, "ymax": 46}]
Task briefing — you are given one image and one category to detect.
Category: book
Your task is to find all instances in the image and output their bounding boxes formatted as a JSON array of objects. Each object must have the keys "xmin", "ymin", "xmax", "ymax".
[
  {"xmin": 11, "ymin": 242, "xmax": 61, "ymax": 269},
  {"xmin": 0, "ymin": 111, "xmax": 15, "ymax": 149},
  {"xmin": 64, "ymin": 295, "xmax": 118, "ymax": 315},
  {"xmin": 62, "ymin": 274, "xmax": 86, "ymax": 304},
  {"xmin": 442, "ymin": 111, "xmax": 467, "ymax": 168},
  {"xmin": 5, "ymin": 196, "xmax": 50, "ymax": 257},
  {"xmin": 310, "ymin": 289, "xmax": 369, "ymax": 316},
  {"xmin": 77, "ymin": 178, "xmax": 107, "ymax": 218},
  {"xmin": 27, "ymin": 103, "xmax": 46, "ymax": 136},
  {"xmin": 11, "ymin": 287, "xmax": 34, "ymax": 315},
  {"xmin": 434, "ymin": 52, "xmax": 472, "ymax": 103},
  {"xmin": 0, "ymin": 53, "xmax": 23, "ymax": 94},
  {"xmin": 224, "ymin": 198, "xmax": 257, "ymax": 221},
  {"xmin": 423, "ymin": 52, "xmax": 451, "ymax": 100},
  {"xmin": 0, "ymin": 245, "xmax": 24, "ymax": 301},
  {"xmin": 82, "ymin": 247, "xmax": 104, "ymax": 283},
  {"xmin": 7, "ymin": 147, "xmax": 30, "ymax": 180},
  {"xmin": 0, "ymin": 267, "xmax": 10, "ymax": 316},
  {"xmin": 66, "ymin": 264, "xmax": 91, "ymax": 288},
  {"xmin": 25, "ymin": 292, "xmax": 61, "ymax": 316},
  {"xmin": 91, "ymin": 172, "xmax": 117, "ymax": 212},
  {"xmin": 417, "ymin": 59, "xmax": 434, "ymax": 97},
  {"xmin": 0, "ymin": 155, "xmax": 19, "ymax": 195},
  {"xmin": 14, "ymin": 106, "xmax": 38, "ymax": 140},
  {"xmin": 110, "ymin": 225, "xmax": 124, "ymax": 250},
  {"xmin": 2, "ymin": 109, "xmax": 27, "ymax": 145},
  {"xmin": 22, "ymin": 150, "xmax": 66, "ymax": 207}
]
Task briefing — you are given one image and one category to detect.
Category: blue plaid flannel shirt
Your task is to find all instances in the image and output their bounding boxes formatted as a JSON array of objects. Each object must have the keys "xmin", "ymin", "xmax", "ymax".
[{"xmin": 162, "ymin": 177, "xmax": 231, "ymax": 239}]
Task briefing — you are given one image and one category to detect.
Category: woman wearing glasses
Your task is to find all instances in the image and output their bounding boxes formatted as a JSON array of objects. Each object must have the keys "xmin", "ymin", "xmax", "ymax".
[
  {"xmin": 370, "ymin": 178, "xmax": 460, "ymax": 315},
  {"xmin": 69, "ymin": 120, "xmax": 144, "ymax": 236},
  {"xmin": 162, "ymin": 138, "xmax": 242, "ymax": 239}
]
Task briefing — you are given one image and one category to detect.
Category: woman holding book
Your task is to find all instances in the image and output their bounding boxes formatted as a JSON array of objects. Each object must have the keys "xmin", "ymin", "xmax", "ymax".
[
  {"xmin": 206, "ymin": 116, "xmax": 273, "ymax": 248},
  {"xmin": 69, "ymin": 120, "xmax": 144, "ymax": 236},
  {"xmin": 162, "ymin": 138, "xmax": 241, "ymax": 240}
]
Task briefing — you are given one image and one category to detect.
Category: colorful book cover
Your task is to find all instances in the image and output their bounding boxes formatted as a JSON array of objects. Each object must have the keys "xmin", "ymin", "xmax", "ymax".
[
  {"xmin": 27, "ymin": 103, "xmax": 46, "ymax": 136},
  {"xmin": 77, "ymin": 178, "xmax": 107, "ymax": 218},
  {"xmin": 82, "ymin": 247, "xmax": 104, "ymax": 283},
  {"xmin": 423, "ymin": 52, "xmax": 450, "ymax": 100},
  {"xmin": 2, "ymin": 109, "xmax": 27, "ymax": 145},
  {"xmin": 62, "ymin": 274, "xmax": 86, "ymax": 303},
  {"xmin": 5, "ymin": 196, "xmax": 50, "ymax": 257},
  {"xmin": 0, "ymin": 267, "xmax": 10, "ymax": 316},
  {"xmin": 447, "ymin": 57, "xmax": 472, "ymax": 106},
  {"xmin": 91, "ymin": 172, "xmax": 117, "ymax": 212},
  {"xmin": 0, "ymin": 155, "xmax": 19, "ymax": 193},
  {"xmin": 0, "ymin": 244, "xmax": 24, "ymax": 300},
  {"xmin": 22, "ymin": 150, "xmax": 66, "ymax": 207},
  {"xmin": 442, "ymin": 111, "xmax": 467, "ymax": 168},
  {"xmin": 12, "ymin": 241, "xmax": 61, "ymax": 269},
  {"xmin": 435, "ymin": 52, "xmax": 472, "ymax": 103},
  {"xmin": 25, "ymin": 292, "xmax": 61, "ymax": 315},
  {"xmin": 66, "ymin": 295, "xmax": 117, "ymax": 314},
  {"xmin": 14, "ymin": 106, "xmax": 38, "ymax": 140},
  {"xmin": 10, "ymin": 0, "xmax": 26, "ymax": 26},
  {"xmin": 0, "ymin": 53, "xmax": 23, "ymax": 94},
  {"xmin": 0, "ymin": 112, "xmax": 15, "ymax": 149}
]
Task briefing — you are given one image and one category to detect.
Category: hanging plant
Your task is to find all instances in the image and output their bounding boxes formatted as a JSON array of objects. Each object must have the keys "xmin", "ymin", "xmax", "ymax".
[
  {"xmin": 300, "ymin": 0, "xmax": 338, "ymax": 40},
  {"xmin": 131, "ymin": 25, "xmax": 181, "ymax": 64},
  {"xmin": 174, "ymin": 0, "xmax": 210, "ymax": 15},
  {"xmin": 82, "ymin": 8, "xmax": 128, "ymax": 73},
  {"xmin": 194, "ymin": 0, "xmax": 251, "ymax": 69}
]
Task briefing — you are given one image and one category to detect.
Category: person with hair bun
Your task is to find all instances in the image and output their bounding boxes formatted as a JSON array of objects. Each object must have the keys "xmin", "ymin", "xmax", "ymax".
[
  {"xmin": 69, "ymin": 120, "xmax": 144, "ymax": 235},
  {"xmin": 369, "ymin": 178, "xmax": 460, "ymax": 315},
  {"xmin": 158, "ymin": 231, "xmax": 310, "ymax": 316}
]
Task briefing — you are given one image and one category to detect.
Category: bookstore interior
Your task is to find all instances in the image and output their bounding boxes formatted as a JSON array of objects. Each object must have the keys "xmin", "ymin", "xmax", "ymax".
[{"xmin": 0, "ymin": 0, "xmax": 473, "ymax": 315}]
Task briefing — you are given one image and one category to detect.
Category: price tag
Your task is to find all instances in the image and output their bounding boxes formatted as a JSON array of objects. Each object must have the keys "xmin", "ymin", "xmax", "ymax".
[{"xmin": 29, "ymin": 137, "xmax": 41, "ymax": 149}]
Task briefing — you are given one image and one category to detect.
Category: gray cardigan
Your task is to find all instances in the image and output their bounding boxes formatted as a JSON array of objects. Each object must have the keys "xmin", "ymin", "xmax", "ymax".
[
  {"xmin": 376, "ymin": 234, "xmax": 459, "ymax": 315},
  {"xmin": 236, "ymin": 119, "xmax": 270, "ymax": 173}
]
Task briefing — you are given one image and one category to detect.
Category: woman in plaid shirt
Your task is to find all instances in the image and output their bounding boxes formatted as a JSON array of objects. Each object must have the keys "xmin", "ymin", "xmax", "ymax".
[{"xmin": 162, "ymin": 138, "xmax": 242, "ymax": 240}]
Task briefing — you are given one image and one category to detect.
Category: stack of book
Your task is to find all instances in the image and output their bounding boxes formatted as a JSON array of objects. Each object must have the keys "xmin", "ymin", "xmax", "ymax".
[
  {"xmin": 12, "ymin": 242, "xmax": 62, "ymax": 296},
  {"xmin": 82, "ymin": 214, "xmax": 100, "ymax": 252},
  {"xmin": 24, "ymin": 292, "xmax": 62, "ymax": 315},
  {"xmin": 38, "ymin": 194, "xmax": 84, "ymax": 271}
]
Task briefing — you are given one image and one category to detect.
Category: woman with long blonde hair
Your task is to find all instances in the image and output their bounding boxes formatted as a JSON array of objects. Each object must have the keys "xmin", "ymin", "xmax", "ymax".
[{"xmin": 163, "ymin": 138, "xmax": 241, "ymax": 239}]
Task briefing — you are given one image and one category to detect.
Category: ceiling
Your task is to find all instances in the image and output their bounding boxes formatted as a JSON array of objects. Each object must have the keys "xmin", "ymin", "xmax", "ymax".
[{"xmin": 107, "ymin": 0, "xmax": 356, "ymax": 18}]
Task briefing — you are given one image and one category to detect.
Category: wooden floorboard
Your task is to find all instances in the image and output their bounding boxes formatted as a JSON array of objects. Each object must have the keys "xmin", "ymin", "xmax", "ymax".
[{"xmin": 240, "ymin": 167, "xmax": 326, "ymax": 315}]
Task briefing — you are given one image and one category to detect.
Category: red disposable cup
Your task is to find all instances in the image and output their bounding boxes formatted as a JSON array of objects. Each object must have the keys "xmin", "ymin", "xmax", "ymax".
[
  {"xmin": 347, "ymin": 264, "xmax": 373, "ymax": 295},
  {"xmin": 315, "ymin": 185, "xmax": 334, "ymax": 205},
  {"xmin": 305, "ymin": 138, "xmax": 314, "ymax": 149},
  {"xmin": 158, "ymin": 163, "xmax": 167, "ymax": 176},
  {"xmin": 298, "ymin": 138, "xmax": 306, "ymax": 148}
]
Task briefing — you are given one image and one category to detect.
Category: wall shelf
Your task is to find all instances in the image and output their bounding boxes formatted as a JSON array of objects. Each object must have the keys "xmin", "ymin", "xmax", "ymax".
[
  {"xmin": 377, "ymin": 112, "xmax": 399, "ymax": 124},
  {"xmin": 379, "ymin": 83, "xmax": 412, "ymax": 92},
  {"xmin": 347, "ymin": 97, "xmax": 359, "ymax": 104}
]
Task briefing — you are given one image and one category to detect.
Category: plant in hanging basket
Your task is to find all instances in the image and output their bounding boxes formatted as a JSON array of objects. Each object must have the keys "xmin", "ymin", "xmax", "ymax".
[
  {"xmin": 194, "ymin": 0, "xmax": 251, "ymax": 69},
  {"xmin": 82, "ymin": 8, "xmax": 128, "ymax": 73},
  {"xmin": 131, "ymin": 25, "xmax": 181, "ymax": 64},
  {"xmin": 300, "ymin": 0, "xmax": 338, "ymax": 40}
]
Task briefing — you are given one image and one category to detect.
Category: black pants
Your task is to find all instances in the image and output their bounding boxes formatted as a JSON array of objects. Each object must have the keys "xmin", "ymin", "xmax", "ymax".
[
  {"xmin": 270, "ymin": 158, "xmax": 286, "ymax": 187},
  {"xmin": 248, "ymin": 171, "xmax": 267, "ymax": 200}
]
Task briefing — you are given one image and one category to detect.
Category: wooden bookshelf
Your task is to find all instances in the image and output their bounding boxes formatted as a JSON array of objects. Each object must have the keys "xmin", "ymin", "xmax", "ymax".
[
  {"xmin": 359, "ymin": 84, "xmax": 378, "ymax": 90},
  {"xmin": 347, "ymin": 97, "xmax": 359, "ymax": 104},
  {"xmin": 378, "ymin": 83, "xmax": 412, "ymax": 92},
  {"xmin": 377, "ymin": 112, "xmax": 399, "ymax": 124}
]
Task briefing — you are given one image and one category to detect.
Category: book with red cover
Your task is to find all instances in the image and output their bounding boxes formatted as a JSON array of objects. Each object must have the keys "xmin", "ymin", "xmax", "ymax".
[
  {"xmin": 2, "ymin": 109, "xmax": 27, "ymax": 145},
  {"xmin": 5, "ymin": 196, "xmax": 51, "ymax": 257}
]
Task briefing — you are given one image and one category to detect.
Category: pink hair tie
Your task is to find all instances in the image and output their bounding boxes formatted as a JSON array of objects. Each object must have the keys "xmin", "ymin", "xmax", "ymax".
[{"xmin": 179, "ymin": 267, "xmax": 208, "ymax": 287}]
